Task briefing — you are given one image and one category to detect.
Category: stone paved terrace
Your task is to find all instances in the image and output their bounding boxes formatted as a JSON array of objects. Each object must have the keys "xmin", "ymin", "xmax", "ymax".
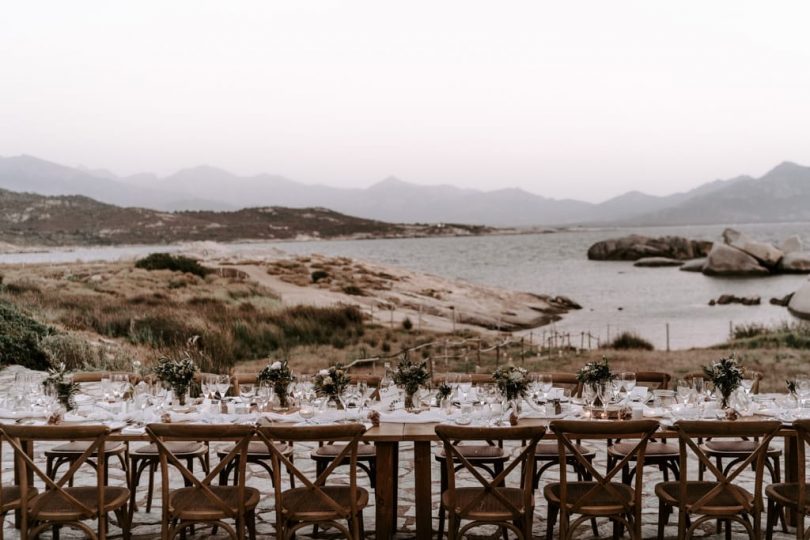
[{"xmin": 0, "ymin": 366, "xmax": 799, "ymax": 539}]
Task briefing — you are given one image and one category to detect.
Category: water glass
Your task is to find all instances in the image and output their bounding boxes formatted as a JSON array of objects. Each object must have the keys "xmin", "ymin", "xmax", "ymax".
[
  {"xmin": 539, "ymin": 374, "xmax": 553, "ymax": 399},
  {"xmin": 299, "ymin": 399, "xmax": 316, "ymax": 424}
]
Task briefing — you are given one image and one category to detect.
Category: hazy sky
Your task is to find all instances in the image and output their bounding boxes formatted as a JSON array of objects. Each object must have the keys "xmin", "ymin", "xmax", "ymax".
[{"xmin": 2, "ymin": 1, "xmax": 809, "ymax": 202}]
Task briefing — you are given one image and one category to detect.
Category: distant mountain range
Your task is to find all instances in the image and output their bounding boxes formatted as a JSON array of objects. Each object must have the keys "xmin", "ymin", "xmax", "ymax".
[{"xmin": 1, "ymin": 154, "xmax": 809, "ymax": 226}]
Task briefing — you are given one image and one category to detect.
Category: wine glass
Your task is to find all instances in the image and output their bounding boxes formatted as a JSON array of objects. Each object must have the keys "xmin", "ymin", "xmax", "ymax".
[
  {"xmin": 200, "ymin": 374, "xmax": 212, "ymax": 401},
  {"xmin": 458, "ymin": 374, "xmax": 472, "ymax": 402},
  {"xmin": 299, "ymin": 398, "xmax": 316, "ymax": 424},
  {"xmin": 539, "ymin": 374, "xmax": 553, "ymax": 400},
  {"xmin": 676, "ymin": 379, "xmax": 692, "ymax": 404},
  {"xmin": 741, "ymin": 378, "xmax": 754, "ymax": 395},
  {"xmin": 240, "ymin": 382, "xmax": 255, "ymax": 403},
  {"xmin": 620, "ymin": 372, "xmax": 636, "ymax": 394},
  {"xmin": 216, "ymin": 374, "xmax": 231, "ymax": 401}
]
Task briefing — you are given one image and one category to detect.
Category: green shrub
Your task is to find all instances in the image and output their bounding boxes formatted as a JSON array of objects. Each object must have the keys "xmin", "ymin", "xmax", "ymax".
[
  {"xmin": 135, "ymin": 253, "xmax": 211, "ymax": 278},
  {"xmin": 311, "ymin": 270, "xmax": 329, "ymax": 283},
  {"xmin": 608, "ymin": 331, "xmax": 654, "ymax": 351},
  {"xmin": 0, "ymin": 300, "xmax": 53, "ymax": 370},
  {"xmin": 402, "ymin": 317, "xmax": 413, "ymax": 331},
  {"xmin": 342, "ymin": 285, "xmax": 364, "ymax": 296}
]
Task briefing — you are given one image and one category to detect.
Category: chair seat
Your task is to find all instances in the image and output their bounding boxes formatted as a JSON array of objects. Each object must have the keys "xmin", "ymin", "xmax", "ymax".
[
  {"xmin": 545, "ymin": 481, "xmax": 635, "ymax": 516},
  {"xmin": 132, "ymin": 441, "xmax": 207, "ymax": 457},
  {"xmin": 535, "ymin": 442, "xmax": 596, "ymax": 457},
  {"xmin": 701, "ymin": 440, "xmax": 782, "ymax": 456},
  {"xmin": 655, "ymin": 481, "xmax": 754, "ymax": 514},
  {"xmin": 441, "ymin": 487, "xmax": 528, "ymax": 520},
  {"xmin": 46, "ymin": 441, "xmax": 126, "ymax": 456},
  {"xmin": 765, "ymin": 483, "xmax": 810, "ymax": 510},
  {"xmin": 280, "ymin": 486, "xmax": 369, "ymax": 520},
  {"xmin": 169, "ymin": 486, "xmax": 260, "ymax": 520},
  {"xmin": 608, "ymin": 441, "xmax": 678, "ymax": 459},
  {"xmin": 312, "ymin": 444, "xmax": 376, "ymax": 459},
  {"xmin": 29, "ymin": 486, "xmax": 129, "ymax": 522},
  {"xmin": 0, "ymin": 486, "xmax": 38, "ymax": 509},
  {"xmin": 435, "ymin": 445, "xmax": 507, "ymax": 462},
  {"xmin": 218, "ymin": 441, "xmax": 292, "ymax": 457}
]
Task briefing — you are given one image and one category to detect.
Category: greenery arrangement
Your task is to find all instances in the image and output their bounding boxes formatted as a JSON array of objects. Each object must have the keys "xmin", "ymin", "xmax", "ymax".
[
  {"xmin": 43, "ymin": 362, "xmax": 78, "ymax": 411},
  {"xmin": 492, "ymin": 365, "xmax": 530, "ymax": 401},
  {"xmin": 135, "ymin": 253, "xmax": 211, "ymax": 278},
  {"xmin": 259, "ymin": 359, "xmax": 295, "ymax": 409},
  {"xmin": 436, "ymin": 382, "xmax": 452, "ymax": 404},
  {"xmin": 313, "ymin": 363, "xmax": 351, "ymax": 402},
  {"xmin": 787, "ymin": 378, "xmax": 797, "ymax": 395},
  {"xmin": 392, "ymin": 357, "xmax": 431, "ymax": 409},
  {"xmin": 576, "ymin": 357, "xmax": 614, "ymax": 387},
  {"xmin": 703, "ymin": 354, "xmax": 743, "ymax": 409},
  {"xmin": 153, "ymin": 354, "xmax": 198, "ymax": 406}
]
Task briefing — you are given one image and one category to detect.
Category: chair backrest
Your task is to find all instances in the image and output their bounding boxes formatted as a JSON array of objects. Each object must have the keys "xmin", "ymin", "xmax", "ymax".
[
  {"xmin": 230, "ymin": 373, "xmax": 259, "ymax": 394},
  {"xmin": 349, "ymin": 374, "xmax": 382, "ymax": 400},
  {"xmin": 549, "ymin": 419, "xmax": 659, "ymax": 538},
  {"xmin": 0, "ymin": 424, "xmax": 111, "ymax": 533},
  {"xmin": 792, "ymin": 420, "xmax": 810, "ymax": 513},
  {"xmin": 435, "ymin": 424, "xmax": 546, "ymax": 520},
  {"xmin": 673, "ymin": 420, "xmax": 781, "ymax": 515},
  {"xmin": 256, "ymin": 423, "xmax": 367, "ymax": 522},
  {"xmin": 146, "ymin": 423, "xmax": 254, "ymax": 532},
  {"xmin": 72, "ymin": 371, "xmax": 140, "ymax": 385},
  {"xmin": 634, "ymin": 371, "xmax": 671, "ymax": 390}
]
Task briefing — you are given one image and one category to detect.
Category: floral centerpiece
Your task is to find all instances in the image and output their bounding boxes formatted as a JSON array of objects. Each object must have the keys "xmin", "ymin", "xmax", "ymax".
[
  {"xmin": 153, "ymin": 355, "xmax": 198, "ymax": 406},
  {"xmin": 704, "ymin": 355, "xmax": 743, "ymax": 409},
  {"xmin": 43, "ymin": 362, "xmax": 78, "ymax": 412},
  {"xmin": 435, "ymin": 382, "xmax": 452, "ymax": 407},
  {"xmin": 392, "ymin": 357, "xmax": 431, "ymax": 410},
  {"xmin": 259, "ymin": 359, "xmax": 295, "ymax": 410},
  {"xmin": 313, "ymin": 363, "xmax": 351, "ymax": 405},
  {"xmin": 577, "ymin": 357, "xmax": 614, "ymax": 407},
  {"xmin": 493, "ymin": 365, "xmax": 529, "ymax": 402}
]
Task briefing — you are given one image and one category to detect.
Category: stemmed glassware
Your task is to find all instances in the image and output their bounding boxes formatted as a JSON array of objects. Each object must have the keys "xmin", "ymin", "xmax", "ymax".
[
  {"xmin": 539, "ymin": 374, "xmax": 553, "ymax": 401},
  {"xmin": 299, "ymin": 398, "xmax": 316, "ymax": 424},
  {"xmin": 458, "ymin": 374, "xmax": 472, "ymax": 403},
  {"xmin": 240, "ymin": 382, "xmax": 255, "ymax": 403}
]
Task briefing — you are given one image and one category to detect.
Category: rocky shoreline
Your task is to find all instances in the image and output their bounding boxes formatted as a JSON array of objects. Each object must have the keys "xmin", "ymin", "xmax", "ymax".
[{"xmin": 587, "ymin": 229, "xmax": 810, "ymax": 319}]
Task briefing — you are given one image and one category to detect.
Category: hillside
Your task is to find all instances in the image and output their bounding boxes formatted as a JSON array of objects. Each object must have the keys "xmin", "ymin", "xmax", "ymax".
[
  {"xmin": 0, "ymin": 188, "xmax": 493, "ymax": 247},
  {"xmin": 625, "ymin": 162, "xmax": 810, "ymax": 225}
]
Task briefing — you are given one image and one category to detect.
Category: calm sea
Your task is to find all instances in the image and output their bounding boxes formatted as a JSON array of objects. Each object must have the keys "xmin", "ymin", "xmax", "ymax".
[{"xmin": 2, "ymin": 222, "xmax": 809, "ymax": 349}]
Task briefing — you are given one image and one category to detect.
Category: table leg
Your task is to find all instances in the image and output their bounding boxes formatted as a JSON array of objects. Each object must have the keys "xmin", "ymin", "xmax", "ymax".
[
  {"xmin": 14, "ymin": 439, "xmax": 34, "ymax": 528},
  {"xmin": 414, "ymin": 441, "xmax": 433, "ymax": 540},
  {"xmin": 375, "ymin": 441, "xmax": 397, "ymax": 540},
  {"xmin": 784, "ymin": 433, "xmax": 799, "ymax": 527}
]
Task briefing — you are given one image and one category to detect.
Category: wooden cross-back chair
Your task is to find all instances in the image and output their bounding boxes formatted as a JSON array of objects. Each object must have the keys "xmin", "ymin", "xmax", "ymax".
[
  {"xmin": 0, "ymin": 429, "xmax": 39, "ymax": 540},
  {"xmin": 311, "ymin": 374, "xmax": 382, "ymax": 491},
  {"xmin": 257, "ymin": 423, "xmax": 369, "ymax": 540},
  {"xmin": 546, "ymin": 419, "xmax": 660, "ymax": 540},
  {"xmin": 435, "ymin": 424, "xmax": 545, "ymax": 540},
  {"xmin": 766, "ymin": 419, "xmax": 810, "ymax": 540},
  {"xmin": 655, "ymin": 419, "xmax": 782, "ymax": 540},
  {"xmin": 0, "ymin": 424, "xmax": 130, "ymax": 540},
  {"xmin": 45, "ymin": 372, "xmax": 134, "ymax": 489},
  {"xmin": 214, "ymin": 373, "xmax": 295, "ymax": 489},
  {"xmin": 146, "ymin": 423, "xmax": 258, "ymax": 540},
  {"xmin": 606, "ymin": 371, "xmax": 679, "ymax": 488}
]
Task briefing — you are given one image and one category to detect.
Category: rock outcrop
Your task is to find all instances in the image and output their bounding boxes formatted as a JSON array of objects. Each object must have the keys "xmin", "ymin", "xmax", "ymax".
[
  {"xmin": 703, "ymin": 243, "xmax": 770, "ymax": 276},
  {"xmin": 709, "ymin": 294, "xmax": 761, "ymax": 306},
  {"xmin": 781, "ymin": 236, "xmax": 803, "ymax": 254},
  {"xmin": 779, "ymin": 252, "xmax": 810, "ymax": 274},
  {"xmin": 587, "ymin": 235, "xmax": 712, "ymax": 261},
  {"xmin": 721, "ymin": 228, "xmax": 783, "ymax": 269},
  {"xmin": 788, "ymin": 281, "xmax": 810, "ymax": 320},
  {"xmin": 680, "ymin": 258, "xmax": 707, "ymax": 272},
  {"xmin": 633, "ymin": 257, "xmax": 684, "ymax": 267}
]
